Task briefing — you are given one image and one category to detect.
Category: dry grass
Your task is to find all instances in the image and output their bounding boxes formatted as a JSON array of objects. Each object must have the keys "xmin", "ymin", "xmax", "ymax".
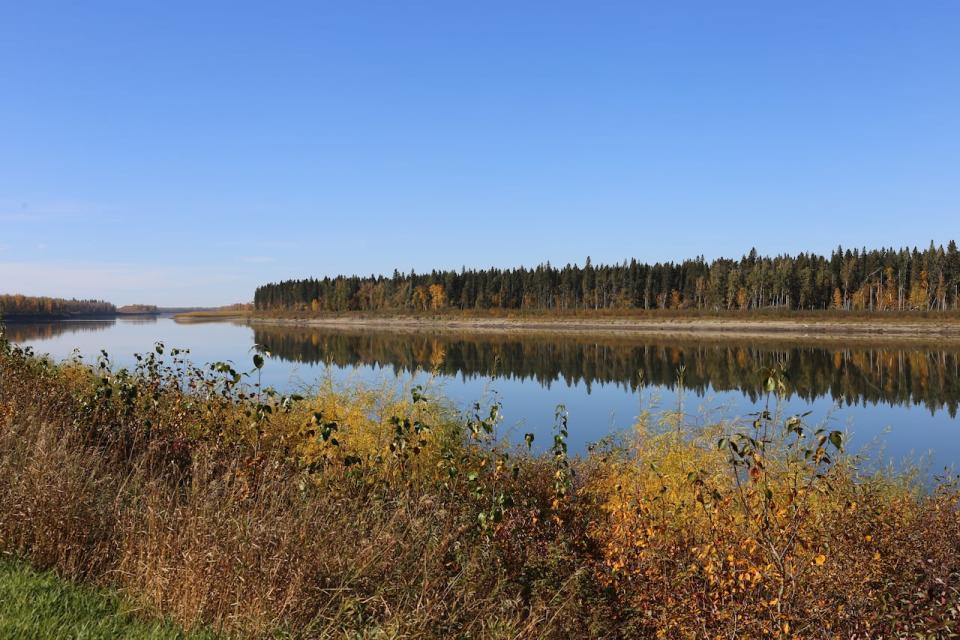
[
  {"xmin": 173, "ymin": 308, "xmax": 253, "ymax": 321},
  {"xmin": 2, "ymin": 331, "xmax": 960, "ymax": 638}
]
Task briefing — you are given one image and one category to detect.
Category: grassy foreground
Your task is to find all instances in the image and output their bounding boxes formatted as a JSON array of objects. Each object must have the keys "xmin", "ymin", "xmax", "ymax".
[
  {"xmin": 2, "ymin": 329, "xmax": 960, "ymax": 638},
  {"xmin": 0, "ymin": 558, "xmax": 212, "ymax": 639}
]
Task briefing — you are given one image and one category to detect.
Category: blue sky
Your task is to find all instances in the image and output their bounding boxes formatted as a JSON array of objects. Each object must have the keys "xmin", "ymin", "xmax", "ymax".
[{"xmin": 1, "ymin": 1, "xmax": 958, "ymax": 306}]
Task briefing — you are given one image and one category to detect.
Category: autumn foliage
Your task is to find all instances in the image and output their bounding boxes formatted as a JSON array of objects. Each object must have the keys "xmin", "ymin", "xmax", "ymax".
[
  {"xmin": 1, "ymin": 328, "xmax": 959, "ymax": 638},
  {"xmin": 0, "ymin": 293, "xmax": 115, "ymax": 318}
]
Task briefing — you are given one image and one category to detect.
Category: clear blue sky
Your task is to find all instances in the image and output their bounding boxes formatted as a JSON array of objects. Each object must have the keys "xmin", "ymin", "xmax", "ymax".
[{"xmin": 2, "ymin": 1, "xmax": 958, "ymax": 306}]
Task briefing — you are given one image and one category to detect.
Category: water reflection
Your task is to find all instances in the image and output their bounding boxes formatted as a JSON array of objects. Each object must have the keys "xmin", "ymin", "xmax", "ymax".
[
  {"xmin": 116, "ymin": 315, "xmax": 160, "ymax": 325},
  {"xmin": 4, "ymin": 320, "xmax": 117, "ymax": 342},
  {"xmin": 253, "ymin": 326, "xmax": 960, "ymax": 416}
]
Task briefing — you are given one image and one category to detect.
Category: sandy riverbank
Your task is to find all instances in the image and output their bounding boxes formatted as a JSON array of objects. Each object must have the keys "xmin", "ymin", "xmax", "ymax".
[{"xmin": 239, "ymin": 314, "xmax": 960, "ymax": 342}]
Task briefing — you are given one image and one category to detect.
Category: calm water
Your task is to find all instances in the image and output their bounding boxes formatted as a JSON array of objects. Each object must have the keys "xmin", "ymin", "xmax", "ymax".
[{"xmin": 8, "ymin": 317, "xmax": 960, "ymax": 472}]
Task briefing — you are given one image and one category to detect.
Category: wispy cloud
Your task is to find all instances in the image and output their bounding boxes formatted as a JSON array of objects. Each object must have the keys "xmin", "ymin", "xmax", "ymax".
[
  {"xmin": 215, "ymin": 238, "xmax": 305, "ymax": 252},
  {"xmin": 0, "ymin": 199, "xmax": 115, "ymax": 223}
]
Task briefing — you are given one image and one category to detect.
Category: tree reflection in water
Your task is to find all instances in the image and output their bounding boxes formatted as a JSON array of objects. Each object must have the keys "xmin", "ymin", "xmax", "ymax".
[{"xmin": 254, "ymin": 327, "xmax": 960, "ymax": 417}]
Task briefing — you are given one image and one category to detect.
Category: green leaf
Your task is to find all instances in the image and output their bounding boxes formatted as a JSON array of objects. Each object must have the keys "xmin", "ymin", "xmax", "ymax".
[
  {"xmin": 253, "ymin": 354, "xmax": 265, "ymax": 369},
  {"xmin": 829, "ymin": 431, "xmax": 843, "ymax": 450}
]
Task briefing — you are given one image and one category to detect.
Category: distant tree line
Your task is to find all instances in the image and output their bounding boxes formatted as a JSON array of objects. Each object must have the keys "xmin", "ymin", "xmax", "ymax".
[
  {"xmin": 117, "ymin": 304, "xmax": 159, "ymax": 314},
  {"xmin": 255, "ymin": 242, "xmax": 960, "ymax": 313},
  {"xmin": 0, "ymin": 294, "xmax": 116, "ymax": 318}
]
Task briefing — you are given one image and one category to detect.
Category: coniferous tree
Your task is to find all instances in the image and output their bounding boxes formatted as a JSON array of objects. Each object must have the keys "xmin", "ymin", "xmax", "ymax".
[{"xmin": 252, "ymin": 243, "xmax": 960, "ymax": 314}]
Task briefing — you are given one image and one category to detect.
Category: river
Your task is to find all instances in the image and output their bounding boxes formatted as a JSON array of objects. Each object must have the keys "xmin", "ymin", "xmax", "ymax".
[{"xmin": 8, "ymin": 316, "xmax": 960, "ymax": 473}]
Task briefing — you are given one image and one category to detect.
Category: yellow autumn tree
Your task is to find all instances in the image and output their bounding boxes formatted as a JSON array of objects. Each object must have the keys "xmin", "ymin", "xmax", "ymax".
[
  {"xmin": 851, "ymin": 287, "xmax": 867, "ymax": 311},
  {"xmin": 428, "ymin": 284, "xmax": 447, "ymax": 310},
  {"xmin": 412, "ymin": 285, "xmax": 430, "ymax": 311},
  {"xmin": 881, "ymin": 267, "xmax": 897, "ymax": 310},
  {"xmin": 670, "ymin": 289, "xmax": 682, "ymax": 309},
  {"xmin": 832, "ymin": 288, "xmax": 844, "ymax": 310},
  {"xmin": 909, "ymin": 270, "xmax": 929, "ymax": 310},
  {"xmin": 736, "ymin": 287, "xmax": 748, "ymax": 310}
]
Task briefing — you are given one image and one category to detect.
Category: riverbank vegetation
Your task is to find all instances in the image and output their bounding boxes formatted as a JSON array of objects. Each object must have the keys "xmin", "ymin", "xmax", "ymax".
[
  {"xmin": 0, "ymin": 294, "xmax": 115, "ymax": 318},
  {"xmin": 2, "ymin": 327, "xmax": 959, "ymax": 638},
  {"xmin": 255, "ymin": 242, "xmax": 960, "ymax": 315}
]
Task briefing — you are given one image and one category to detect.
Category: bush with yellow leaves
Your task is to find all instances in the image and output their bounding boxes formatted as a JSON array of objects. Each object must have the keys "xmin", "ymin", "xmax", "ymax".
[{"xmin": 585, "ymin": 369, "xmax": 960, "ymax": 637}]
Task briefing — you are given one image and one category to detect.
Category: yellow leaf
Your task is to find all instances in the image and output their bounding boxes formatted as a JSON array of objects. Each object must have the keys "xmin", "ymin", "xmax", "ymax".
[{"xmin": 814, "ymin": 554, "xmax": 826, "ymax": 565}]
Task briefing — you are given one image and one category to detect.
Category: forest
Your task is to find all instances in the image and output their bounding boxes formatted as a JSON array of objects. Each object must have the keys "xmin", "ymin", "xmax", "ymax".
[
  {"xmin": 117, "ymin": 304, "xmax": 160, "ymax": 314},
  {"xmin": 0, "ymin": 294, "xmax": 115, "ymax": 318},
  {"xmin": 255, "ymin": 242, "xmax": 960, "ymax": 314}
]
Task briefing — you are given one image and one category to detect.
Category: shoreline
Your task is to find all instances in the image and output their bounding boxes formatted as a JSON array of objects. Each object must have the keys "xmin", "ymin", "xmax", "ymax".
[{"xmin": 241, "ymin": 314, "xmax": 960, "ymax": 341}]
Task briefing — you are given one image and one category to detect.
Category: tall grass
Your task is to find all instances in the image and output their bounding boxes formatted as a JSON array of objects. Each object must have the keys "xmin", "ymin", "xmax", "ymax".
[{"xmin": 1, "ymin": 328, "xmax": 959, "ymax": 638}]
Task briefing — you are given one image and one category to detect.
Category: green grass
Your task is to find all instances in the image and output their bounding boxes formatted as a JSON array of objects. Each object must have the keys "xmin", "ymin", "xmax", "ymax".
[{"xmin": 0, "ymin": 559, "xmax": 215, "ymax": 640}]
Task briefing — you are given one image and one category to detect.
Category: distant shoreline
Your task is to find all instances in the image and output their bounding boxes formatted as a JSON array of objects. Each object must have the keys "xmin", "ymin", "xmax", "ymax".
[
  {"xmin": 2, "ymin": 312, "xmax": 164, "ymax": 322},
  {"xmin": 236, "ymin": 313, "xmax": 960, "ymax": 341},
  {"xmin": 3, "ymin": 313, "xmax": 122, "ymax": 322}
]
